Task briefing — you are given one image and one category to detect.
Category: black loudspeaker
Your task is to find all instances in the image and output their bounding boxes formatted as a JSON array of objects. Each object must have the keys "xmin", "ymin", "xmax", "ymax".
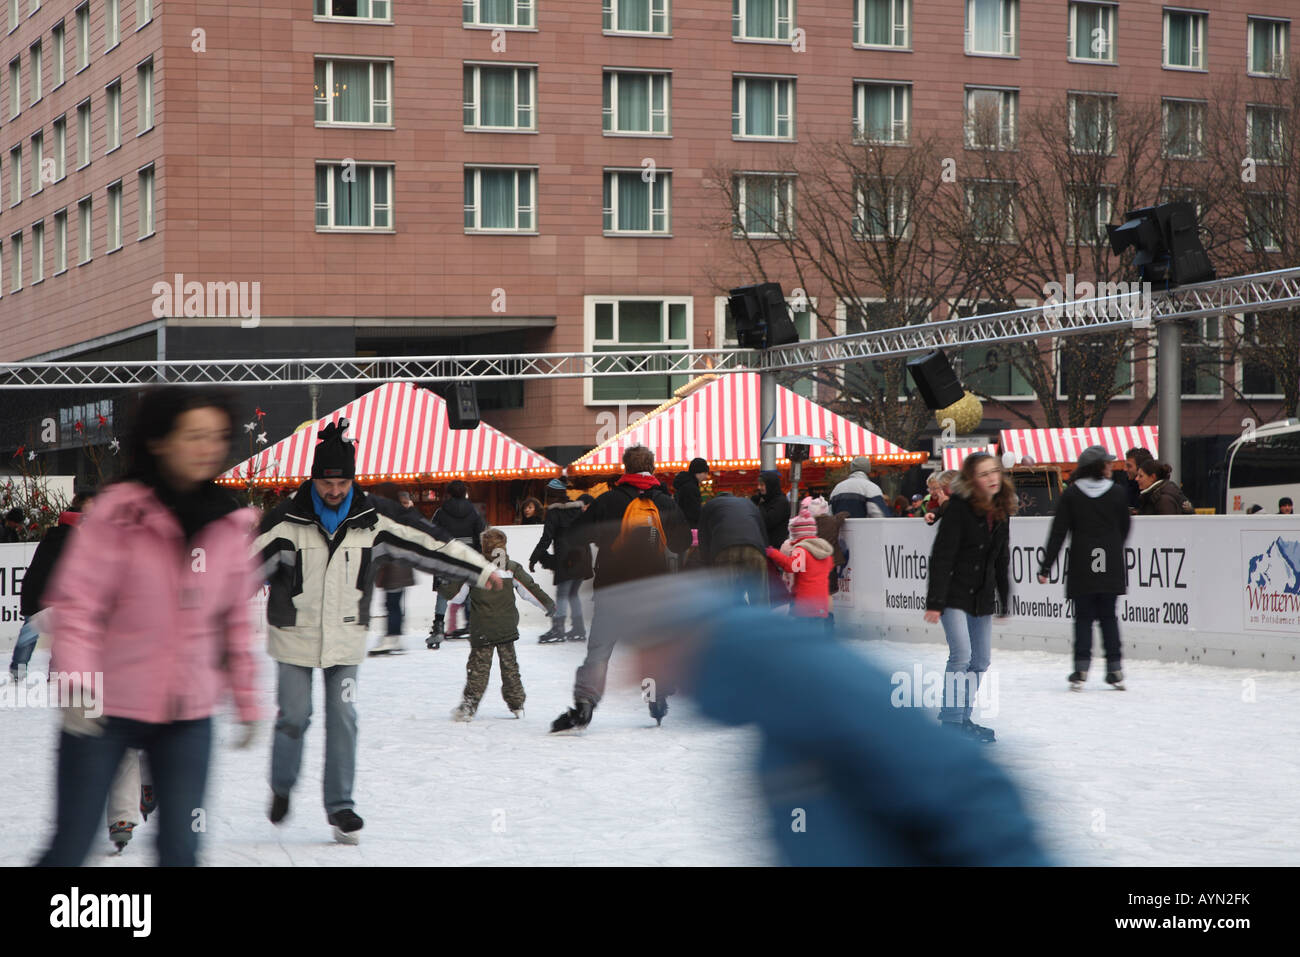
[
  {"xmin": 443, "ymin": 382, "xmax": 480, "ymax": 430},
  {"xmin": 728, "ymin": 282, "xmax": 800, "ymax": 349},
  {"xmin": 785, "ymin": 443, "xmax": 810, "ymax": 463},
  {"xmin": 906, "ymin": 350, "xmax": 964, "ymax": 410}
]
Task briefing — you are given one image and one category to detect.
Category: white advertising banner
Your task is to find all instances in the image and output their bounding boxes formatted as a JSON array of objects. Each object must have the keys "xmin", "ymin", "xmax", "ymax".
[{"xmin": 0, "ymin": 543, "xmax": 39, "ymax": 653}]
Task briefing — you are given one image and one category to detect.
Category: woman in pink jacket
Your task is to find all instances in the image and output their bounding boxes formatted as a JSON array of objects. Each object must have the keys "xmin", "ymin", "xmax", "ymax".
[{"xmin": 36, "ymin": 387, "xmax": 263, "ymax": 867}]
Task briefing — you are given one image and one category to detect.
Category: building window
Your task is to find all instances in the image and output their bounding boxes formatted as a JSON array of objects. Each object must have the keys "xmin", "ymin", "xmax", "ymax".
[
  {"xmin": 732, "ymin": 75, "xmax": 794, "ymax": 140},
  {"xmin": 29, "ymin": 41, "xmax": 41, "ymax": 105},
  {"xmin": 137, "ymin": 0, "xmax": 152, "ymax": 27},
  {"xmin": 52, "ymin": 21, "xmax": 65, "ymax": 88},
  {"xmin": 53, "ymin": 115, "xmax": 65, "ymax": 181},
  {"xmin": 462, "ymin": 63, "xmax": 534, "ymax": 131},
  {"xmin": 1180, "ymin": 316, "xmax": 1221, "ymax": 397},
  {"xmin": 462, "ymin": 166, "xmax": 536, "ymax": 232},
  {"xmin": 966, "ymin": 0, "xmax": 1017, "ymax": 56},
  {"xmin": 853, "ymin": 176, "xmax": 910, "ymax": 240},
  {"xmin": 587, "ymin": 297, "xmax": 692, "ymax": 403},
  {"xmin": 953, "ymin": 303, "xmax": 1036, "ymax": 398},
  {"xmin": 1239, "ymin": 314, "xmax": 1282, "ymax": 397},
  {"xmin": 603, "ymin": 0, "xmax": 669, "ymax": 35},
  {"xmin": 965, "ymin": 87, "xmax": 1017, "ymax": 149},
  {"xmin": 1245, "ymin": 193, "xmax": 1283, "ymax": 252},
  {"xmin": 138, "ymin": 164, "xmax": 154, "ymax": 238},
  {"xmin": 9, "ymin": 231, "xmax": 21, "ymax": 292},
  {"xmin": 75, "ymin": 3, "xmax": 90, "ymax": 71},
  {"xmin": 1247, "ymin": 16, "xmax": 1288, "ymax": 77},
  {"xmin": 30, "ymin": 132, "xmax": 42, "ymax": 194},
  {"xmin": 77, "ymin": 195, "xmax": 92, "ymax": 263},
  {"xmin": 9, "ymin": 146, "xmax": 21, "ymax": 206},
  {"xmin": 30, "ymin": 220, "xmax": 43, "ymax": 283},
  {"xmin": 855, "ymin": 0, "xmax": 909, "ymax": 49},
  {"xmin": 314, "ymin": 162, "xmax": 393, "ymax": 230},
  {"xmin": 137, "ymin": 58, "xmax": 153, "ymax": 132},
  {"xmin": 603, "ymin": 169, "xmax": 670, "ymax": 234},
  {"xmin": 105, "ymin": 0, "xmax": 119, "ymax": 50},
  {"xmin": 603, "ymin": 70, "xmax": 670, "ymax": 136},
  {"xmin": 1162, "ymin": 98, "xmax": 1205, "ymax": 158},
  {"xmin": 967, "ymin": 180, "xmax": 1017, "ymax": 242},
  {"xmin": 1067, "ymin": 183, "xmax": 1115, "ymax": 244},
  {"xmin": 1247, "ymin": 105, "xmax": 1285, "ymax": 165},
  {"xmin": 106, "ymin": 181, "xmax": 122, "ymax": 251},
  {"xmin": 853, "ymin": 81, "xmax": 909, "ymax": 144},
  {"xmin": 718, "ymin": 295, "xmax": 819, "ymax": 398},
  {"xmin": 314, "ymin": 58, "xmax": 391, "ymax": 127},
  {"xmin": 6, "ymin": 0, "xmax": 15, "ymax": 32},
  {"xmin": 1056, "ymin": 337, "xmax": 1134, "ymax": 400},
  {"xmin": 462, "ymin": 0, "xmax": 531, "ymax": 28},
  {"xmin": 106, "ymin": 81, "xmax": 121, "ymax": 151},
  {"xmin": 53, "ymin": 208, "xmax": 66, "ymax": 273},
  {"xmin": 76, "ymin": 99, "xmax": 91, "ymax": 168},
  {"xmin": 1068, "ymin": 2, "xmax": 1116, "ymax": 62},
  {"xmin": 8, "ymin": 58, "xmax": 20, "ymax": 118},
  {"xmin": 733, "ymin": 173, "xmax": 794, "ymax": 238},
  {"xmin": 1163, "ymin": 8, "xmax": 1206, "ymax": 70},
  {"xmin": 1067, "ymin": 92, "xmax": 1116, "ymax": 155},
  {"xmin": 732, "ymin": 0, "xmax": 794, "ymax": 42}
]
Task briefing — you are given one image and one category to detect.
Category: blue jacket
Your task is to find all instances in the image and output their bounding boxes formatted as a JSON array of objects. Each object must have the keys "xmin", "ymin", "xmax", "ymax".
[
  {"xmin": 829, "ymin": 470, "xmax": 894, "ymax": 518},
  {"xmin": 691, "ymin": 610, "xmax": 1048, "ymax": 866}
]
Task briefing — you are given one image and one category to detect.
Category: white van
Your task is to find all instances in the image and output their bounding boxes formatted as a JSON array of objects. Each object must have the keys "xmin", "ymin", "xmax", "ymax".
[{"xmin": 1224, "ymin": 419, "xmax": 1300, "ymax": 514}]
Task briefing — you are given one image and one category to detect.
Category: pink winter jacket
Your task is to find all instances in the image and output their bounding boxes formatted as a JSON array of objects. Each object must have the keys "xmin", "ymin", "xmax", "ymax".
[{"xmin": 45, "ymin": 481, "xmax": 263, "ymax": 724}]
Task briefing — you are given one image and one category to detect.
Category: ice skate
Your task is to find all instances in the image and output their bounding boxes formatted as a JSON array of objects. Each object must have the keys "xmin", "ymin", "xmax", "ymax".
[
  {"xmin": 549, "ymin": 700, "xmax": 594, "ymax": 734},
  {"xmin": 648, "ymin": 694, "xmax": 669, "ymax": 727},
  {"xmin": 427, "ymin": 618, "xmax": 445, "ymax": 649},
  {"xmin": 565, "ymin": 627, "xmax": 587, "ymax": 642},
  {"xmin": 109, "ymin": 821, "xmax": 134, "ymax": 852},
  {"xmin": 451, "ymin": 701, "xmax": 476, "ymax": 722},
  {"xmin": 962, "ymin": 719, "xmax": 996, "ymax": 743},
  {"xmin": 511, "ymin": 707, "xmax": 524, "ymax": 719},
  {"xmin": 140, "ymin": 784, "xmax": 156, "ymax": 822},
  {"xmin": 1068, "ymin": 671, "xmax": 1087, "ymax": 692},
  {"xmin": 538, "ymin": 621, "xmax": 566, "ymax": 643},
  {"xmin": 269, "ymin": 792, "xmax": 290, "ymax": 825},
  {"xmin": 1106, "ymin": 670, "xmax": 1126, "ymax": 690},
  {"xmin": 328, "ymin": 809, "xmax": 363, "ymax": 845},
  {"xmin": 369, "ymin": 634, "xmax": 403, "ymax": 656}
]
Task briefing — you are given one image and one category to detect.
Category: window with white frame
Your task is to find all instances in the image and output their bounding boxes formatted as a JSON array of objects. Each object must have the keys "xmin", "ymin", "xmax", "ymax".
[
  {"xmin": 315, "ymin": 0, "xmax": 392, "ymax": 21},
  {"xmin": 106, "ymin": 80, "xmax": 121, "ymax": 151},
  {"xmin": 1056, "ymin": 336, "xmax": 1134, "ymax": 400},
  {"xmin": 587, "ymin": 297, "xmax": 691, "ymax": 403},
  {"xmin": 30, "ymin": 1, "xmax": 40, "ymax": 18},
  {"xmin": 603, "ymin": 0, "xmax": 669, "ymax": 35},
  {"xmin": 463, "ymin": 63, "xmax": 534, "ymax": 131},
  {"xmin": 138, "ymin": 164, "xmax": 154, "ymax": 238},
  {"xmin": 30, "ymin": 132, "xmax": 42, "ymax": 194},
  {"xmin": 137, "ymin": 0, "xmax": 152, "ymax": 27},
  {"xmin": 30, "ymin": 41, "xmax": 41, "ymax": 105},
  {"xmin": 1180, "ymin": 316, "xmax": 1221, "ymax": 397},
  {"xmin": 463, "ymin": 166, "xmax": 535, "ymax": 232},
  {"xmin": 106, "ymin": 180, "xmax": 122, "ymax": 251},
  {"xmin": 1068, "ymin": 2, "xmax": 1115, "ymax": 62},
  {"xmin": 732, "ymin": 75, "xmax": 794, "ymax": 139},
  {"xmin": 315, "ymin": 162, "xmax": 393, "ymax": 230},
  {"xmin": 1067, "ymin": 92, "xmax": 1115, "ymax": 155},
  {"xmin": 603, "ymin": 169, "xmax": 670, "ymax": 234},
  {"xmin": 9, "ymin": 146, "xmax": 21, "ymax": 206},
  {"xmin": 1163, "ymin": 8, "xmax": 1206, "ymax": 70},
  {"xmin": 462, "ymin": 0, "xmax": 532, "ymax": 28},
  {"xmin": 855, "ymin": 0, "xmax": 909, "ymax": 49},
  {"xmin": 718, "ymin": 294, "xmax": 818, "ymax": 397},
  {"xmin": 75, "ymin": 4, "xmax": 89, "ymax": 71},
  {"xmin": 853, "ymin": 176, "xmax": 910, "ymax": 240},
  {"xmin": 137, "ymin": 58, "xmax": 153, "ymax": 132},
  {"xmin": 6, "ymin": 0, "xmax": 15, "ymax": 32},
  {"xmin": 733, "ymin": 173, "xmax": 794, "ymax": 238},
  {"xmin": 52, "ymin": 21, "xmax": 64, "ymax": 87},
  {"xmin": 9, "ymin": 231, "xmax": 21, "ymax": 292},
  {"xmin": 964, "ymin": 87, "xmax": 1016, "ymax": 149},
  {"xmin": 953, "ymin": 302, "xmax": 1036, "ymax": 398},
  {"xmin": 1068, "ymin": 184, "xmax": 1114, "ymax": 244},
  {"xmin": 603, "ymin": 70, "xmax": 670, "ymax": 135},
  {"xmin": 1239, "ymin": 313, "xmax": 1282, "ymax": 396},
  {"xmin": 1247, "ymin": 104, "xmax": 1285, "ymax": 165},
  {"xmin": 53, "ymin": 208, "xmax": 66, "ymax": 273},
  {"xmin": 30, "ymin": 219, "xmax": 43, "ymax": 283},
  {"xmin": 315, "ymin": 58, "xmax": 391, "ymax": 127},
  {"xmin": 76, "ymin": 99, "xmax": 90, "ymax": 167},
  {"xmin": 733, "ymin": 0, "xmax": 794, "ymax": 42},
  {"xmin": 77, "ymin": 195, "xmax": 91, "ymax": 262},
  {"xmin": 1245, "ymin": 192, "xmax": 1283, "ymax": 252},
  {"xmin": 838, "ymin": 300, "xmax": 914, "ymax": 400},
  {"xmin": 966, "ymin": 179, "xmax": 1017, "ymax": 242},
  {"xmin": 8, "ymin": 58, "xmax": 20, "ymax": 118},
  {"xmin": 1162, "ymin": 97, "xmax": 1205, "ymax": 158},
  {"xmin": 1248, "ymin": 16, "xmax": 1288, "ymax": 77},
  {"xmin": 105, "ymin": 0, "xmax": 119, "ymax": 50},
  {"xmin": 966, "ymin": 0, "xmax": 1017, "ymax": 56},
  {"xmin": 52, "ymin": 115, "xmax": 66, "ymax": 181},
  {"xmin": 853, "ymin": 81, "xmax": 909, "ymax": 144}
]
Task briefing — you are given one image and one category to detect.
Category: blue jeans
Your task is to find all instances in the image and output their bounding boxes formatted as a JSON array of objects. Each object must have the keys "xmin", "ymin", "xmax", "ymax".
[
  {"xmin": 271, "ymin": 662, "xmax": 358, "ymax": 814},
  {"xmin": 384, "ymin": 589, "xmax": 404, "ymax": 636},
  {"xmin": 36, "ymin": 717, "xmax": 212, "ymax": 867},
  {"xmin": 939, "ymin": 609, "xmax": 992, "ymax": 725},
  {"xmin": 9, "ymin": 617, "xmax": 40, "ymax": 671},
  {"xmin": 553, "ymin": 579, "xmax": 584, "ymax": 633}
]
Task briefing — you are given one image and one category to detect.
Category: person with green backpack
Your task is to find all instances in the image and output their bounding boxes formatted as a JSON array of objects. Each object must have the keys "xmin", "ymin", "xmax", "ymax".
[{"xmin": 550, "ymin": 445, "xmax": 691, "ymax": 733}]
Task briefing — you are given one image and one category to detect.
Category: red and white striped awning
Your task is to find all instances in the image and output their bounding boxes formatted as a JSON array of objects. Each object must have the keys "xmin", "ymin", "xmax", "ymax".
[
  {"xmin": 941, "ymin": 445, "xmax": 998, "ymax": 471},
  {"xmin": 217, "ymin": 382, "xmax": 560, "ymax": 485},
  {"xmin": 1000, "ymin": 427, "xmax": 1158, "ymax": 466},
  {"xmin": 569, "ymin": 373, "xmax": 925, "ymax": 473}
]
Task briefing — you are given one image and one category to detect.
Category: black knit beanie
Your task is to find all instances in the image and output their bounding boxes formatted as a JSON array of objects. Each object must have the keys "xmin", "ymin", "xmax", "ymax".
[{"xmin": 311, "ymin": 420, "xmax": 356, "ymax": 480}]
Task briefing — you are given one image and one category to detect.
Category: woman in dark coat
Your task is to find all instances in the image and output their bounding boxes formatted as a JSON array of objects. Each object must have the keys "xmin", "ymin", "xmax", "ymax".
[
  {"xmin": 752, "ymin": 470, "xmax": 792, "ymax": 605},
  {"xmin": 518, "ymin": 497, "xmax": 544, "ymax": 525},
  {"xmin": 1135, "ymin": 460, "xmax": 1191, "ymax": 515},
  {"xmin": 923, "ymin": 452, "xmax": 1016, "ymax": 743},
  {"xmin": 1037, "ymin": 446, "xmax": 1132, "ymax": 690}
]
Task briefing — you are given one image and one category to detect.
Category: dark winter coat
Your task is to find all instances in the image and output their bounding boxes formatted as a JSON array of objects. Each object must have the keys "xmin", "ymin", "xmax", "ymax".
[
  {"xmin": 1138, "ymin": 479, "xmax": 1191, "ymax": 516},
  {"xmin": 529, "ymin": 500, "xmax": 593, "ymax": 583},
  {"xmin": 698, "ymin": 494, "xmax": 766, "ymax": 565},
  {"xmin": 829, "ymin": 470, "xmax": 895, "ymax": 518},
  {"xmin": 437, "ymin": 558, "xmax": 555, "ymax": 647},
  {"xmin": 673, "ymin": 472, "xmax": 703, "ymax": 529},
  {"xmin": 570, "ymin": 477, "xmax": 692, "ymax": 589},
  {"xmin": 1038, "ymin": 478, "xmax": 1131, "ymax": 599},
  {"xmin": 19, "ymin": 515, "xmax": 77, "ymax": 618},
  {"xmin": 434, "ymin": 496, "xmax": 486, "ymax": 552},
  {"xmin": 925, "ymin": 487, "xmax": 1011, "ymax": 617},
  {"xmin": 752, "ymin": 471, "xmax": 791, "ymax": 547}
]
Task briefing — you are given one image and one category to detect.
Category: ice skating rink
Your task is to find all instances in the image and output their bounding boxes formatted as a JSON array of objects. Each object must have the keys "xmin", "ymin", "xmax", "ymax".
[{"xmin": 3, "ymin": 588, "xmax": 1298, "ymax": 866}]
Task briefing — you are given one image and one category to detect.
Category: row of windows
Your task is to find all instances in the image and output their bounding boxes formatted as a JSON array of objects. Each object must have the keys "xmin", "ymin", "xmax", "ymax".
[
  {"xmin": 0, "ymin": 161, "xmax": 153, "ymax": 294},
  {"xmin": 0, "ymin": 58, "xmax": 150, "ymax": 211}
]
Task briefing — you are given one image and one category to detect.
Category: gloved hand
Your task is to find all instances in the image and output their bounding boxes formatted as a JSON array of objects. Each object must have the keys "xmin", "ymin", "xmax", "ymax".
[
  {"xmin": 528, "ymin": 560, "xmax": 536, "ymax": 572},
  {"xmin": 62, "ymin": 707, "xmax": 106, "ymax": 737},
  {"xmin": 233, "ymin": 721, "xmax": 259, "ymax": 750}
]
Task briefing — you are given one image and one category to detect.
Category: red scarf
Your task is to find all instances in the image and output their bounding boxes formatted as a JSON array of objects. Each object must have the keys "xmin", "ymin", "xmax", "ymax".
[{"xmin": 616, "ymin": 472, "xmax": 662, "ymax": 492}]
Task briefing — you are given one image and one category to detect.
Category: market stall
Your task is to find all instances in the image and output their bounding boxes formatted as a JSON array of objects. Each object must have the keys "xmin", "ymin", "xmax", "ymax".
[{"xmin": 999, "ymin": 426, "xmax": 1159, "ymax": 469}]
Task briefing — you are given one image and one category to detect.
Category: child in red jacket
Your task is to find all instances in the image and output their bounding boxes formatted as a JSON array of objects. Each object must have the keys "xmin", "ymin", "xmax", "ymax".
[{"xmin": 766, "ymin": 508, "xmax": 834, "ymax": 622}]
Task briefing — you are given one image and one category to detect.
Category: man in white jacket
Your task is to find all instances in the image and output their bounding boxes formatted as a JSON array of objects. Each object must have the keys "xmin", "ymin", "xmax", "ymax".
[
  {"xmin": 829, "ymin": 456, "xmax": 895, "ymax": 518},
  {"xmin": 255, "ymin": 421, "xmax": 502, "ymax": 844}
]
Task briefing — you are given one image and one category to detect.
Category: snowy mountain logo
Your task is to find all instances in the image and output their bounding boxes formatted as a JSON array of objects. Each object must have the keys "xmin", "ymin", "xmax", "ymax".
[
  {"xmin": 1242, "ymin": 534, "xmax": 1300, "ymax": 633},
  {"xmin": 1245, "ymin": 537, "xmax": 1300, "ymax": 594}
]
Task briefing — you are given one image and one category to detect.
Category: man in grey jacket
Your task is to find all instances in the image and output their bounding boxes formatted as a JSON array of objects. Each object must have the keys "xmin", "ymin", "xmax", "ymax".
[
  {"xmin": 829, "ymin": 456, "xmax": 894, "ymax": 518},
  {"xmin": 255, "ymin": 421, "xmax": 502, "ymax": 844}
]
